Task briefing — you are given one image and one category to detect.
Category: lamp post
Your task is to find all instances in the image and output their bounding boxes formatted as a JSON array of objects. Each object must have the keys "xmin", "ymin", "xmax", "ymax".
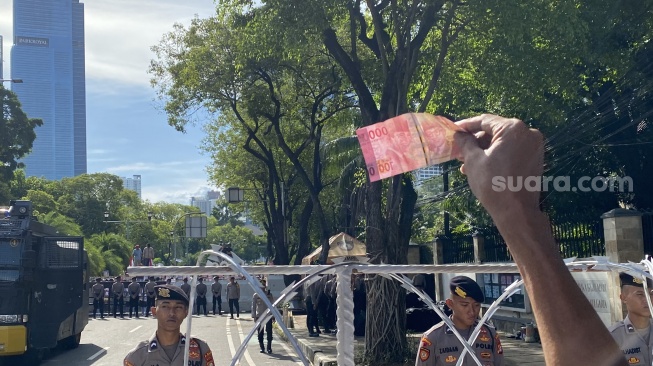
[
  {"xmin": 103, "ymin": 210, "xmax": 154, "ymax": 240},
  {"xmin": 168, "ymin": 231, "xmax": 174, "ymax": 266}
]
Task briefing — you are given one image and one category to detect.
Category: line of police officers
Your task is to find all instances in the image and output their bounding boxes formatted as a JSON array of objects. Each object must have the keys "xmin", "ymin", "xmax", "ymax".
[{"xmin": 91, "ymin": 276, "xmax": 237, "ymax": 319}]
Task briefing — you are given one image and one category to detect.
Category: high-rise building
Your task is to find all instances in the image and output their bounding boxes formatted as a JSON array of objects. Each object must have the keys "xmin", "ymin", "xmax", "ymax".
[
  {"xmin": 10, "ymin": 0, "xmax": 87, "ymax": 180},
  {"xmin": 1, "ymin": 35, "xmax": 4, "ymax": 79},
  {"xmin": 415, "ymin": 165, "xmax": 443, "ymax": 184},
  {"xmin": 191, "ymin": 195, "xmax": 219, "ymax": 217},
  {"xmin": 122, "ymin": 175, "xmax": 142, "ymax": 198}
]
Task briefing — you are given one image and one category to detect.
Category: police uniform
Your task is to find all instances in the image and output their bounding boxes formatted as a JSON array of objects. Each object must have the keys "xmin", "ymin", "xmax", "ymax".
[
  {"xmin": 196, "ymin": 278, "xmax": 208, "ymax": 316},
  {"xmin": 112, "ymin": 277, "xmax": 125, "ymax": 318},
  {"xmin": 608, "ymin": 273, "xmax": 653, "ymax": 365},
  {"xmin": 145, "ymin": 278, "xmax": 156, "ymax": 317},
  {"xmin": 211, "ymin": 278, "xmax": 222, "ymax": 315},
  {"xmin": 128, "ymin": 279, "xmax": 142, "ymax": 318},
  {"xmin": 92, "ymin": 278, "xmax": 105, "ymax": 319},
  {"xmin": 181, "ymin": 279, "xmax": 191, "ymax": 297},
  {"xmin": 415, "ymin": 276, "xmax": 504, "ymax": 366},
  {"xmin": 124, "ymin": 285, "xmax": 215, "ymax": 366},
  {"xmin": 252, "ymin": 286, "xmax": 275, "ymax": 353}
]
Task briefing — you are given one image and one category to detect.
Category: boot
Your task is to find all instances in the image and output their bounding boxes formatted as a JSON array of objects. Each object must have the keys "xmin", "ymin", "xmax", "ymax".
[
  {"xmin": 259, "ymin": 341, "xmax": 265, "ymax": 353},
  {"xmin": 267, "ymin": 340, "xmax": 272, "ymax": 354}
]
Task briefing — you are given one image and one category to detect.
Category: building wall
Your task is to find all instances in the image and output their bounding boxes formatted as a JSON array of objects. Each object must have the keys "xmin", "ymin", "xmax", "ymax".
[
  {"xmin": 122, "ymin": 175, "xmax": 142, "ymax": 198},
  {"xmin": 11, "ymin": 0, "xmax": 86, "ymax": 180}
]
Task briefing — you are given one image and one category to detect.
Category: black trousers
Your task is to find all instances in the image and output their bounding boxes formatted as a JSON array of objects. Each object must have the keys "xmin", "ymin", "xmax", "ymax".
[
  {"xmin": 228, "ymin": 299, "xmax": 240, "ymax": 317},
  {"xmin": 113, "ymin": 296, "xmax": 124, "ymax": 317},
  {"xmin": 305, "ymin": 298, "xmax": 319, "ymax": 333},
  {"xmin": 129, "ymin": 297, "xmax": 140, "ymax": 317},
  {"xmin": 257, "ymin": 318, "xmax": 273, "ymax": 345},
  {"xmin": 212, "ymin": 295, "xmax": 222, "ymax": 315},
  {"xmin": 145, "ymin": 296, "xmax": 155, "ymax": 316},
  {"xmin": 196, "ymin": 297, "xmax": 207, "ymax": 315},
  {"xmin": 93, "ymin": 298, "xmax": 104, "ymax": 318}
]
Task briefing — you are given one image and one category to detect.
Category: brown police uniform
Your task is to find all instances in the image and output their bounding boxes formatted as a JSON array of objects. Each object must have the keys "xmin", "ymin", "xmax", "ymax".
[
  {"xmin": 123, "ymin": 332, "xmax": 214, "ymax": 366},
  {"xmin": 609, "ymin": 273, "xmax": 653, "ymax": 365},
  {"xmin": 415, "ymin": 319, "xmax": 504, "ymax": 366},
  {"xmin": 123, "ymin": 285, "xmax": 215, "ymax": 366},
  {"xmin": 609, "ymin": 315, "xmax": 653, "ymax": 366},
  {"xmin": 416, "ymin": 276, "xmax": 505, "ymax": 366}
]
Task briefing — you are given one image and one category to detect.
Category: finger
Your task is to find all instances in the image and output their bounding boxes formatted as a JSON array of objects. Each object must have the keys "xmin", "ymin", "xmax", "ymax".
[
  {"xmin": 455, "ymin": 114, "xmax": 508, "ymax": 137},
  {"xmin": 453, "ymin": 131, "xmax": 482, "ymax": 162}
]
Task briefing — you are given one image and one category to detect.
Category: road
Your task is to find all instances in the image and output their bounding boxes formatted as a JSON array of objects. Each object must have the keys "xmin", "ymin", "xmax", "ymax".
[{"xmin": 2, "ymin": 313, "xmax": 304, "ymax": 366}]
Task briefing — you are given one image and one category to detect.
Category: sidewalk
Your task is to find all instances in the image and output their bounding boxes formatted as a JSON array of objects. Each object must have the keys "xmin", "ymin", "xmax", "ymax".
[{"xmin": 277, "ymin": 315, "xmax": 545, "ymax": 366}]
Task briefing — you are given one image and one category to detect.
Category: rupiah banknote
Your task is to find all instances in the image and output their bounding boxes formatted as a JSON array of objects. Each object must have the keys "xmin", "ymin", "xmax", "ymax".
[{"xmin": 356, "ymin": 113, "xmax": 463, "ymax": 182}]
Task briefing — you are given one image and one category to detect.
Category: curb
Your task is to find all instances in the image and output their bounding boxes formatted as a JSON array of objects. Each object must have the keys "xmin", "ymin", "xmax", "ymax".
[{"xmin": 274, "ymin": 324, "xmax": 338, "ymax": 366}]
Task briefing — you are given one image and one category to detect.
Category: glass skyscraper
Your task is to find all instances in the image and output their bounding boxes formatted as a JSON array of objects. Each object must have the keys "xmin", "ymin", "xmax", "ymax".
[{"xmin": 10, "ymin": 0, "xmax": 86, "ymax": 180}]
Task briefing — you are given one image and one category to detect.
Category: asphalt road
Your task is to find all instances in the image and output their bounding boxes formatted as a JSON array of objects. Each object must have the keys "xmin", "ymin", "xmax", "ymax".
[{"xmin": 3, "ymin": 313, "xmax": 304, "ymax": 366}]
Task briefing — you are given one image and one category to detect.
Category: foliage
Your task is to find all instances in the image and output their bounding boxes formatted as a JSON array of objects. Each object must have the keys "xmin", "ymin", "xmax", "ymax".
[{"xmin": 0, "ymin": 87, "xmax": 43, "ymax": 203}]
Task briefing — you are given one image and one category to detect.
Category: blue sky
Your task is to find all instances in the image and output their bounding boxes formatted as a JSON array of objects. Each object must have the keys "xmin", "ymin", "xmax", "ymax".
[{"xmin": 0, "ymin": 0, "xmax": 218, "ymax": 204}]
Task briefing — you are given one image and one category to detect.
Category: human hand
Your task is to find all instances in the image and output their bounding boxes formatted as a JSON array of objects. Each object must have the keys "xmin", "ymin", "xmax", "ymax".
[{"xmin": 454, "ymin": 114, "xmax": 544, "ymax": 223}]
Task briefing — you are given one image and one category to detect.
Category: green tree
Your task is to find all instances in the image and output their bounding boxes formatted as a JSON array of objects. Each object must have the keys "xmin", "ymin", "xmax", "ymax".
[{"xmin": 0, "ymin": 87, "xmax": 42, "ymax": 203}]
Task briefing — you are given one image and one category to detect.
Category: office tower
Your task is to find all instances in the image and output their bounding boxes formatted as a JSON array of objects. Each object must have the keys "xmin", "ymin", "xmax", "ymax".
[
  {"xmin": 122, "ymin": 175, "xmax": 142, "ymax": 199},
  {"xmin": 11, "ymin": 0, "xmax": 87, "ymax": 180},
  {"xmin": 191, "ymin": 196, "xmax": 218, "ymax": 217},
  {"xmin": 1, "ymin": 35, "xmax": 3, "ymax": 79}
]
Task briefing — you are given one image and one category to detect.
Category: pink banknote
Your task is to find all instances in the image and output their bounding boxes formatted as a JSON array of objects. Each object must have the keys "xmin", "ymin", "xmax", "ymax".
[{"xmin": 356, "ymin": 113, "xmax": 463, "ymax": 182}]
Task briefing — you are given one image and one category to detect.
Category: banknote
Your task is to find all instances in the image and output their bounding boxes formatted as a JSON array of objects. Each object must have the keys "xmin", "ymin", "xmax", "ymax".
[{"xmin": 356, "ymin": 113, "xmax": 463, "ymax": 182}]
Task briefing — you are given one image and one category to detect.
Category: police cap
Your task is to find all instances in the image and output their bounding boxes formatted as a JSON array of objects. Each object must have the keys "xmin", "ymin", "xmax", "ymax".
[
  {"xmin": 620, "ymin": 273, "xmax": 653, "ymax": 288},
  {"xmin": 155, "ymin": 285, "xmax": 189, "ymax": 306},
  {"xmin": 450, "ymin": 276, "xmax": 484, "ymax": 303}
]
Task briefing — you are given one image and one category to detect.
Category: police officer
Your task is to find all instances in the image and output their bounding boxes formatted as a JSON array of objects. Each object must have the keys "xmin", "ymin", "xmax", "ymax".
[
  {"xmin": 123, "ymin": 285, "xmax": 215, "ymax": 366},
  {"xmin": 211, "ymin": 276, "xmax": 222, "ymax": 315},
  {"xmin": 609, "ymin": 273, "xmax": 653, "ymax": 365},
  {"xmin": 196, "ymin": 277, "xmax": 208, "ymax": 316},
  {"xmin": 144, "ymin": 277, "xmax": 156, "ymax": 317},
  {"xmin": 92, "ymin": 278, "xmax": 105, "ymax": 319},
  {"xmin": 128, "ymin": 277, "xmax": 142, "ymax": 318},
  {"xmin": 252, "ymin": 279, "xmax": 275, "ymax": 353},
  {"xmin": 181, "ymin": 278, "xmax": 191, "ymax": 297},
  {"xmin": 112, "ymin": 276, "xmax": 125, "ymax": 318},
  {"xmin": 226, "ymin": 276, "xmax": 241, "ymax": 319},
  {"xmin": 415, "ymin": 276, "xmax": 504, "ymax": 366}
]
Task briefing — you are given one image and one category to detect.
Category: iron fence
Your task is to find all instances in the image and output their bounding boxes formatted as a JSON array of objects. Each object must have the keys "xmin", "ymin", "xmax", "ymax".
[{"xmin": 441, "ymin": 234, "xmax": 474, "ymax": 264}]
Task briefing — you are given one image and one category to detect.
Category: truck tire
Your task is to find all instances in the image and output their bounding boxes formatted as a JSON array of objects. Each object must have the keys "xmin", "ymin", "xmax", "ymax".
[{"xmin": 61, "ymin": 332, "xmax": 82, "ymax": 349}]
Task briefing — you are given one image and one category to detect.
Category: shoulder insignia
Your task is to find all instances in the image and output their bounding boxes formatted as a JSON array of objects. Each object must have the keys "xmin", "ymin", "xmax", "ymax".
[
  {"xmin": 626, "ymin": 324, "xmax": 635, "ymax": 333},
  {"xmin": 419, "ymin": 347, "xmax": 430, "ymax": 362},
  {"xmin": 149, "ymin": 339, "xmax": 158, "ymax": 350},
  {"xmin": 445, "ymin": 355, "xmax": 457, "ymax": 363},
  {"xmin": 181, "ymin": 334, "xmax": 186, "ymax": 344},
  {"xmin": 495, "ymin": 333, "xmax": 503, "ymax": 354},
  {"xmin": 158, "ymin": 287, "xmax": 170, "ymax": 297},
  {"xmin": 420, "ymin": 337, "xmax": 432, "ymax": 347},
  {"xmin": 204, "ymin": 349, "xmax": 215, "ymax": 366},
  {"xmin": 445, "ymin": 326, "xmax": 454, "ymax": 335},
  {"xmin": 628, "ymin": 357, "xmax": 640, "ymax": 364},
  {"xmin": 189, "ymin": 338, "xmax": 201, "ymax": 360}
]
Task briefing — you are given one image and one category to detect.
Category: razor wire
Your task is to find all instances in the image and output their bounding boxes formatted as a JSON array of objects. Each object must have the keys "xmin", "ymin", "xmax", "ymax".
[{"xmin": 127, "ymin": 255, "xmax": 653, "ymax": 366}]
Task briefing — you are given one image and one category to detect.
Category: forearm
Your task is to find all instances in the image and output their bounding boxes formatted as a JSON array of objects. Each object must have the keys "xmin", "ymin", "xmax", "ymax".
[{"xmin": 494, "ymin": 205, "xmax": 625, "ymax": 365}]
